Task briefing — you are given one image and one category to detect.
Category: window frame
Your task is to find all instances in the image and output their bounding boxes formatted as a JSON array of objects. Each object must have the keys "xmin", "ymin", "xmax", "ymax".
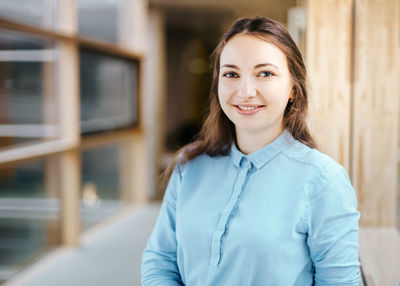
[{"xmin": 0, "ymin": 0, "xmax": 145, "ymax": 251}]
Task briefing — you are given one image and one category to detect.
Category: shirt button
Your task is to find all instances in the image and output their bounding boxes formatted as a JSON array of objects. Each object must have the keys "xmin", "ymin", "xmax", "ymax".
[{"xmin": 241, "ymin": 157, "xmax": 251, "ymax": 169}]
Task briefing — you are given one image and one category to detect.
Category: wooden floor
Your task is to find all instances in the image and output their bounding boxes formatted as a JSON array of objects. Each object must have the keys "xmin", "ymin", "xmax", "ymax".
[{"xmin": 359, "ymin": 227, "xmax": 400, "ymax": 286}]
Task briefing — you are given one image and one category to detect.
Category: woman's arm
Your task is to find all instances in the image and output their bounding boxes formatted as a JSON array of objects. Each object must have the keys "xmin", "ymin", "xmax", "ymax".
[
  {"xmin": 307, "ymin": 160, "xmax": 361, "ymax": 286},
  {"xmin": 141, "ymin": 167, "xmax": 184, "ymax": 286}
]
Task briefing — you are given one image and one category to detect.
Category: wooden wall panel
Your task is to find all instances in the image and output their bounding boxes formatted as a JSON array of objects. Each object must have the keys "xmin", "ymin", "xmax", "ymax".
[
  {"xmin": 306, "ymin": 0, "xmax": 400, "ymax": 226},
  {"xmin": 352, "ymin": 0, "xmax": 400, "ymax": 226},
  {"xmin": 306, "ymin": 0, "xmax": 353, "ymax": 171}
]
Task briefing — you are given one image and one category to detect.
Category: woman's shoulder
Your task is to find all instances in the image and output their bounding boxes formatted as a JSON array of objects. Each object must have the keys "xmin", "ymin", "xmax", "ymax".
[
  {"xmin": 283, "ymin": 138, "xmax": 347, "ymax": 177},
  {"xmin": 283, "ymin": 139, "xmax": 355, "ymax": 203}
]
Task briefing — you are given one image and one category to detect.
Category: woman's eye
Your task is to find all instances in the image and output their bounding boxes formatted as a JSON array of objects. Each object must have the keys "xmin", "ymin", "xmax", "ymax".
[
  {"xmin": 223, "ymin": 72, "xmax": 238, "ymax": 78},
  {"xmin": 258, "ymin": 71, "xmax": 273, "ymax": 77}
]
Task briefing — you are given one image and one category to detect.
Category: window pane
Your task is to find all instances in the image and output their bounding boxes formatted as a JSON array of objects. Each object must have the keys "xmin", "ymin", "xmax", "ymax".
[
  {"xmin": 0, "ymin": 0, "xmax": 59, "ymax": 30},
  {"xmin": 80, "ymin": 49, "xmax": 137, "ymax": 134},
  {"xmin": 0, "ymin": 30, "xmax": 58, "ymax": 150},
  {"xmin": 78, "ymin": 0, "xmax": 129, "ymax": 44},
  {"xmin": 81, "ymin": 144, "xmax": 127, "ymax": 231},
  {"xmin": 0, "ymin": 157, "xmax": 61, "ymax": 283}
]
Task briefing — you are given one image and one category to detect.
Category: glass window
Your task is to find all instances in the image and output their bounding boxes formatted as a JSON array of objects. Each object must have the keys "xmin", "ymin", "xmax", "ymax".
[
  {"xmin": 0, "ymin": 0, "xmax": 59, "ymax": 30},
  {"xmin": 81, "ymin": 144, "xmax": 127, "ymax": 231},
  {"xmin": 0, "ymin": 29, "xmax": 58, "ymax": 150},
  {"xmin": 0, "ymin": 157, "xmax": 61, "ymax": 283},
  {"xmin": 80, "ymin": 49, "xmax": 138, "ymax": 134},
  {"xmin": 78, "ymin": 0, "xmax": 132, "ymax": 44}
]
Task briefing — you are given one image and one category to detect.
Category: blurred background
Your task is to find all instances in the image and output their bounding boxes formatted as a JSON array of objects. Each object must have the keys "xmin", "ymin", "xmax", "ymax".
[{"xmin": 0, "ymin": 0, "xmax": 399, "ymax": 285}]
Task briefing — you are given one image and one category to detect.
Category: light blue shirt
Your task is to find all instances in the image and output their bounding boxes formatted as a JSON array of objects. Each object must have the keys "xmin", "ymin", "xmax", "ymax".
[{"xmin": 142, "ymin": 130, "xmax": 361, "ymax": 285}]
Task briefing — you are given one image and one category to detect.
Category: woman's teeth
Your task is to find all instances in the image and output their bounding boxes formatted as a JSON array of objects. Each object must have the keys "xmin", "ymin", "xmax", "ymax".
[{"xmin": 238, "ymin": 106, "xmax": 258, "ymax": 110}]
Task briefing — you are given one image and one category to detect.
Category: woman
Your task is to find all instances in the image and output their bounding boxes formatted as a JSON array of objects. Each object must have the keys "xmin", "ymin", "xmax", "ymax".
[{"xmin": 142, "ymin": 17, "xmax": 361, "ymax": 286}]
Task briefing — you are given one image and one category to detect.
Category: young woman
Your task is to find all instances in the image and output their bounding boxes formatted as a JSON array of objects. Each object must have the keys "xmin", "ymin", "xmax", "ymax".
[{"xmin": 142, "ymin": 17, "xmax": 361, "ymax": 286}]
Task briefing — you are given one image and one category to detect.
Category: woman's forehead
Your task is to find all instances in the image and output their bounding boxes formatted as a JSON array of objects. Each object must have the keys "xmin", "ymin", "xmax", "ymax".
[{"xmin": 219, "ymin": 34, "xmax": 288, "ymax": 69}]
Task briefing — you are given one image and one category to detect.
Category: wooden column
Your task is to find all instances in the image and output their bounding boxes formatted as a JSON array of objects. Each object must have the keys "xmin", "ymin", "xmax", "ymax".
[
  {"xmin": 59, "ymin": 149, "xmax": 81, "ymax": 247},
  {"xmin": 58, "ymin": 0, "xmax": 81, "ymax": 246},
  {"xmin": 351, "ymin": 0, "xmax": 400, "ymax": 226},
  {"xmin": 0, "ymin": 60, "xmax": 12, "ymax": 149},
  {"xmin": 142, "ymin": 8, "xmax": 166, "ymax": 199},
  {"xmin": 306, "ymin": 0, "xmax": 353, "ymax": 171},
  {"xmin": 119, "ymin": 0, "xmax": 148, "ymax": 53},
  {"xmin": 128, "ymin": 132, "xmax": 149, "ymax": 204},
  {"xmin": 44, "ymin": 156, "xmax": 61, "ymax": 246}
]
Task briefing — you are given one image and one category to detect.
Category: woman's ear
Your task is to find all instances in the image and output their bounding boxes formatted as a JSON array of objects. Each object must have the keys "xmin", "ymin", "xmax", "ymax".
[{"xmin": 289, "ymin": 88, "xmax": 295, "ymax": 102}]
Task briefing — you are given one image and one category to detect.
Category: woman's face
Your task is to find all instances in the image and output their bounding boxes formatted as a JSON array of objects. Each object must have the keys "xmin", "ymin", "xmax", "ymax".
[{"xmin": 218, "ymin": 34, "xmax": 293, "ymax": 140}]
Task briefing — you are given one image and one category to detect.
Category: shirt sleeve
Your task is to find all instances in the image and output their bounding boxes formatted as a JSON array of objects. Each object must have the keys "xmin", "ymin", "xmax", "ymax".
[
  {"xmin": 141, "ymin": 166, "xmax": 184, "ymax": 286},
  {"xmin": 307, "ymin": 160, "xmax": 361, "ymax": 286}
]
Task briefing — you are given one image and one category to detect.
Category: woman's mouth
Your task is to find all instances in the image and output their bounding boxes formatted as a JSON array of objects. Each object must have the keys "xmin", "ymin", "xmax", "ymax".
[{"xmin": 234, "ymin": 105, "xmax": 264, "ymax": 115}]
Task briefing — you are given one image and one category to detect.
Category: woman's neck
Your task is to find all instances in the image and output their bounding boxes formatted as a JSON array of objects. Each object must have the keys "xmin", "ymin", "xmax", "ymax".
[{"xmin": 235, "ymin": 125, "xmax": 284, "ymax": 155}]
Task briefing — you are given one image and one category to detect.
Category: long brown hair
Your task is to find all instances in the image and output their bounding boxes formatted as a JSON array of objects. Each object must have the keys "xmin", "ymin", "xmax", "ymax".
[{"xmin": 163, "ymin": 16, "xmax": 316, "ymax": 180}]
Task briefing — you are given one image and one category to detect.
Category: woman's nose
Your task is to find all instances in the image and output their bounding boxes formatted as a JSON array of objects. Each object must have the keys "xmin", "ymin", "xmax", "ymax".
[{"xmin": 238, "ymin": 77, "xmax": 257, "ymax": 98}]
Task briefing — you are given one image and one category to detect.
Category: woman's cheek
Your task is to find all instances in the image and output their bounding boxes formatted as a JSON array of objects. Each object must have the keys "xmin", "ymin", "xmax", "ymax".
[
  {"xmin": 218, "ymin": 83, "xmax": 234, "ymax": 101},
  {"xmin": 260, "ymin": 85, "xmax": 289, "ymax": 106}
]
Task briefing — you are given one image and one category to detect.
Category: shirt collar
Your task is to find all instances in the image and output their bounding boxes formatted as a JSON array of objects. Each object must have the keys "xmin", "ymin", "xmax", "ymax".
[{"xmin": 230, "ymin": 129, "xmax": 294, "ymax": 169}]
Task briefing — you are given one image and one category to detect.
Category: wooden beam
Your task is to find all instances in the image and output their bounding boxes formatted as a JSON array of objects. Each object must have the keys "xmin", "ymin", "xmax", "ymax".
[
  {"xmin": 0, "ymin": 138, "xmax": 77, "ymax": 165},
  {"xmin": 0, "ymin": 18, "xmax": 143, "ymax": 61},
  {"xmin": 78, "ymin": 37, "xmax": 144, "ymax": 60}
]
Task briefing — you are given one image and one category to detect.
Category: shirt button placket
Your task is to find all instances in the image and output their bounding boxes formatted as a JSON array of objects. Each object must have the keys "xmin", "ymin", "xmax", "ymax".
[{"xmin": 210, "ymin": 157, "xmax": 252, "ymax": 269}]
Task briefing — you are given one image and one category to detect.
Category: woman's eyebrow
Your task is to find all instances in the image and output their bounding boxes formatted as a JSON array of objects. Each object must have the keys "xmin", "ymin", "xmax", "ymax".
[
  {"xmin": 220, "ymin": 63, "xmax": 280, "ymax": 70},
  {"xmin": 220, "ymin": 64, "xmax": 239, "ymax": 69},
  {"xmin": 254, "ymin": 63, "xmax": 279, "ymax": 70}
]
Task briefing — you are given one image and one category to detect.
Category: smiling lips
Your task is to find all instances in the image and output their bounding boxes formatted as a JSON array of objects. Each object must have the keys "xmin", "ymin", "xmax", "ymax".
[{"xmin": 234, "ymin": 104, "xmax": 265, "ymax": 115}]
